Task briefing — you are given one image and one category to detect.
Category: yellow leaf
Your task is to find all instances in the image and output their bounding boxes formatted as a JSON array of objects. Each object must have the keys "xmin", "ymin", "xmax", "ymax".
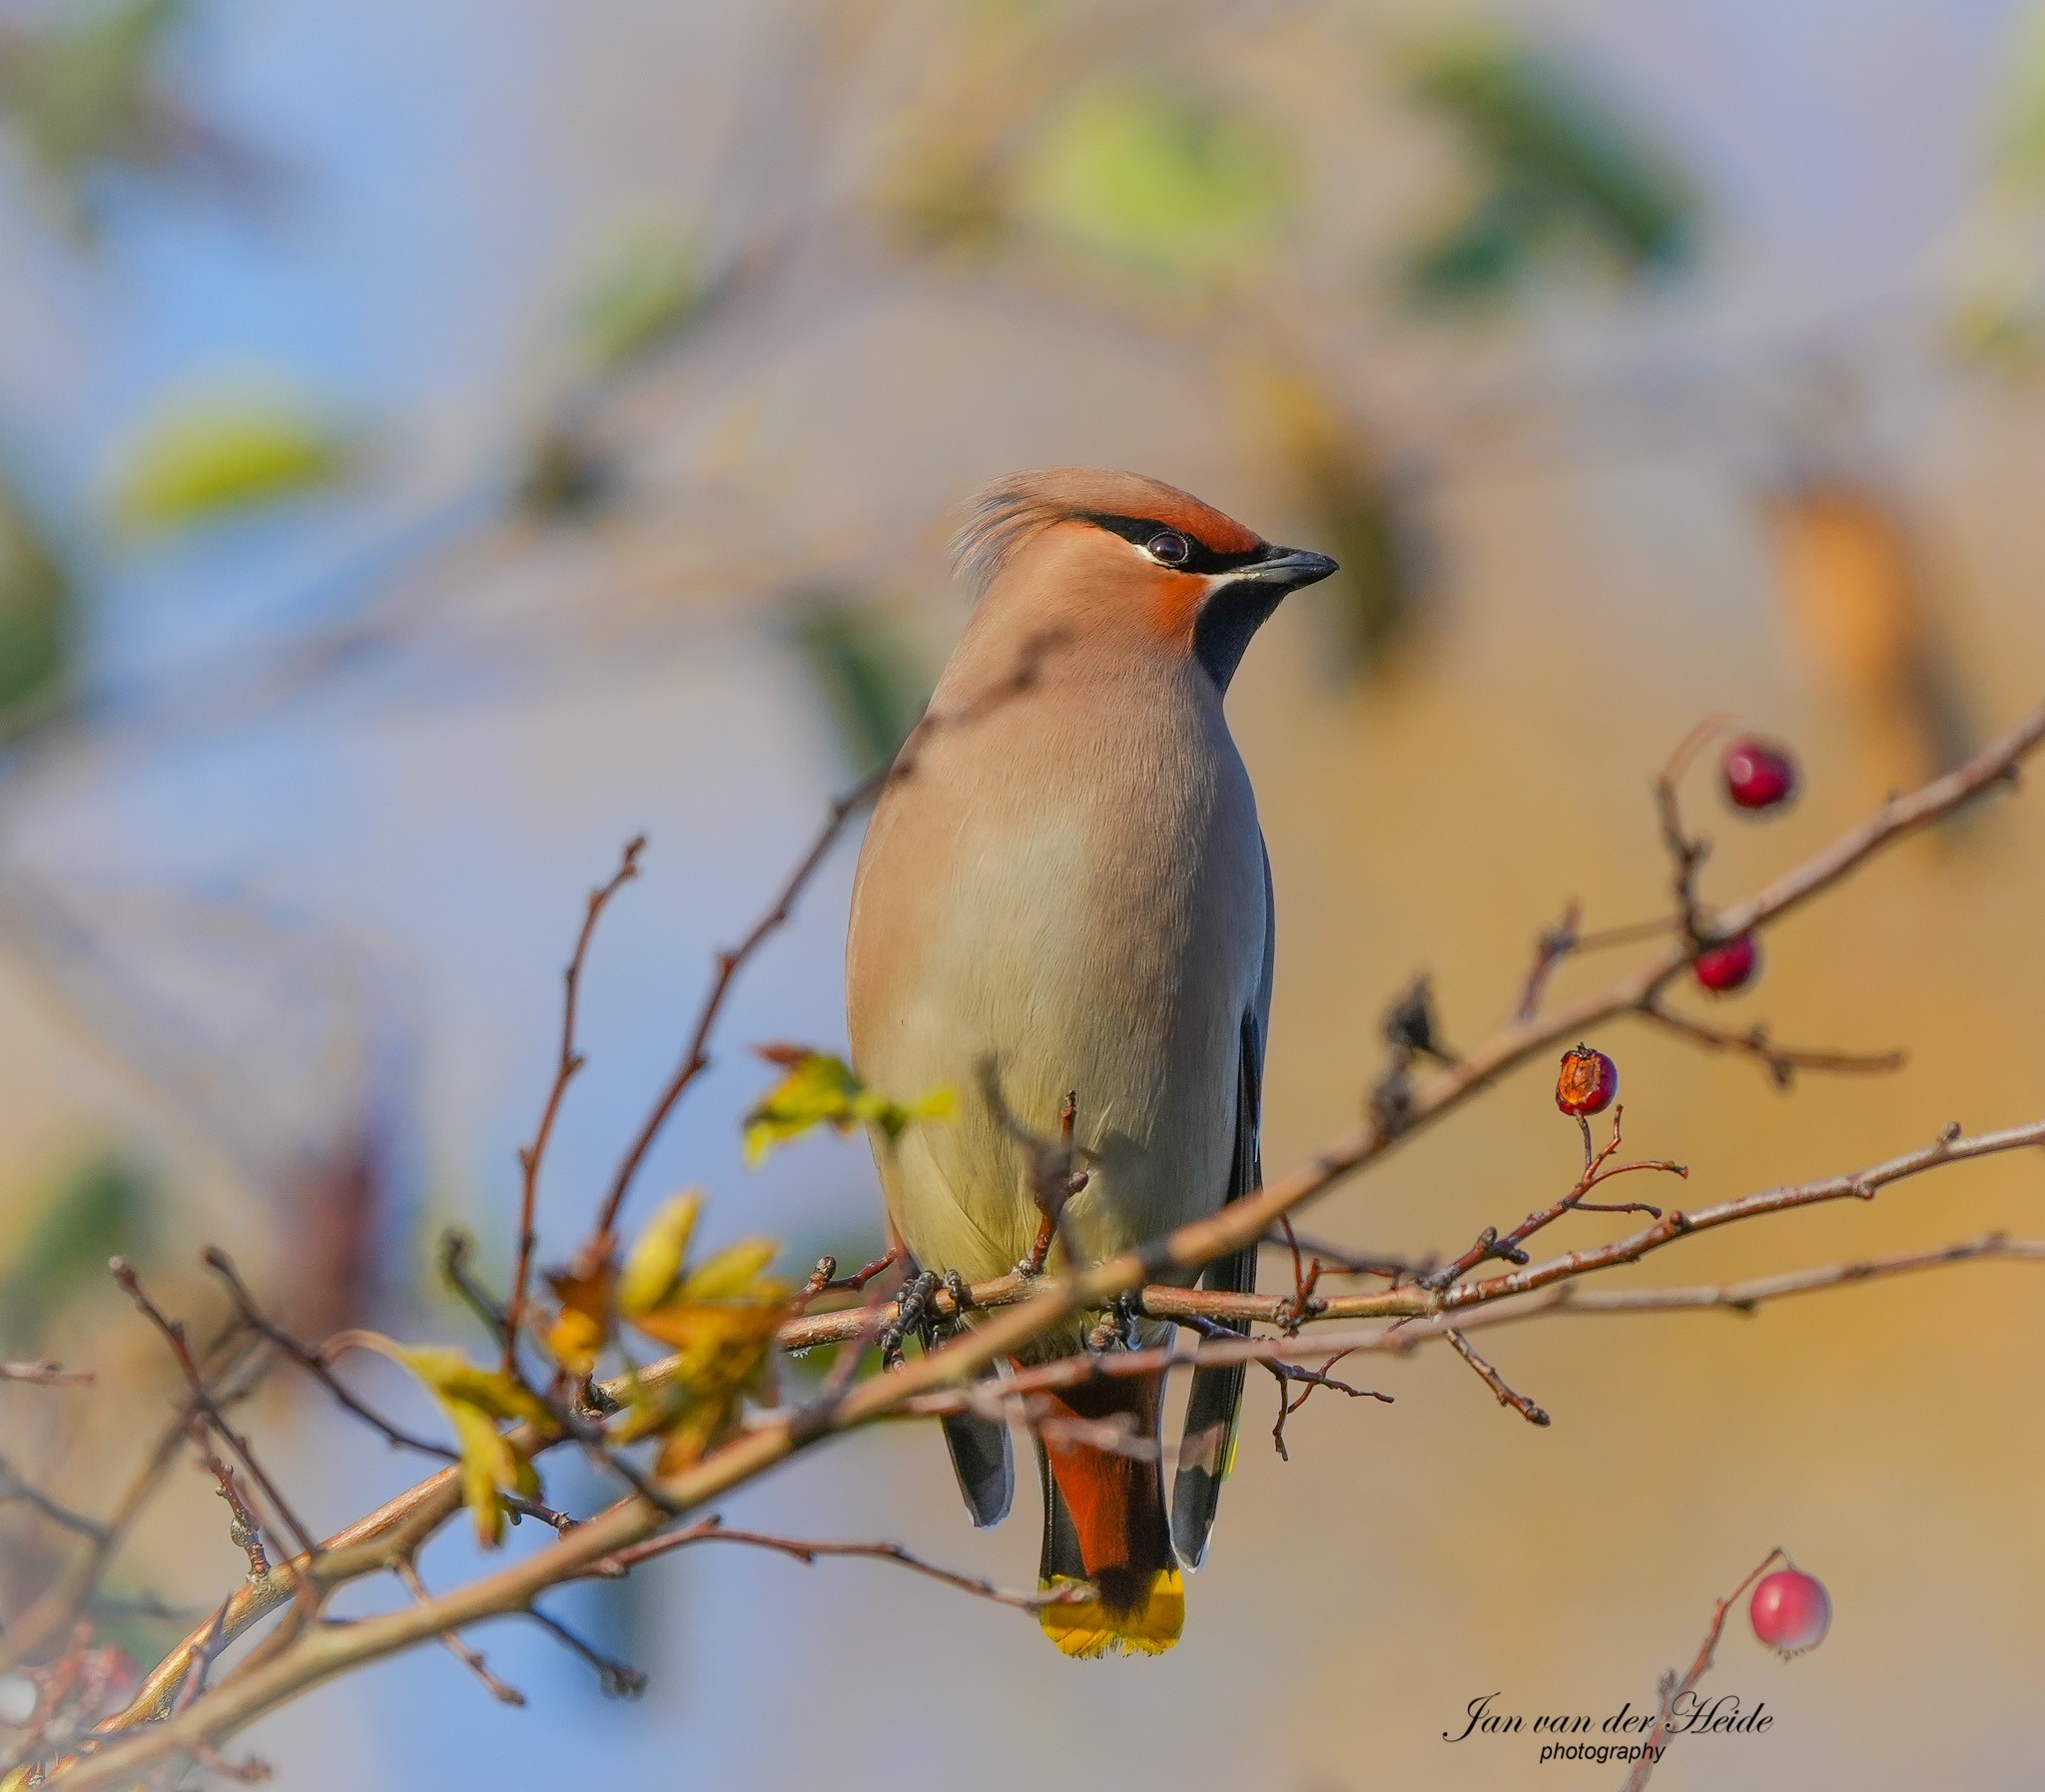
[
  {"xmin": 681, "ymin": 1237, "xmax": 782, "ymax": 1302},
  {"xmin": 111, "ymin": 378, "xmax": 353, "ymax": 532},
  {"xmin": 446, "ymin": 1404, "xmax": 538, "ymax": 1546},
  {"xmin": 351, "ymin": 1335, "xmax": 552, "ymax": 1546},
  {"xmin": 622, "ymin": 1301, "xmax": 787, "ymax": 1474},
  {"xmin": 543, "ymin": 1250, "xmax": 615, "ymax": 1378},
  {"xmin": 616, "ymin": 1190, "xmax": 702, "ymax": 1318}
]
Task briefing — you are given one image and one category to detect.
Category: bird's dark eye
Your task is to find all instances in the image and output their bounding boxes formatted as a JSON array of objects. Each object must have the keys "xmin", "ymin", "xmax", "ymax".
[{"xmin": 1146, "ymin": 530, "xmax": 1190, "ymax": 566}]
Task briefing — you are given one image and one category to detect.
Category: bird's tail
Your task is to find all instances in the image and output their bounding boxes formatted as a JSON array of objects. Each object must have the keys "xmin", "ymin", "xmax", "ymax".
[{"xmin": 1033, "ymin": 1368, "xmax": 1183, "ymax": 1658}]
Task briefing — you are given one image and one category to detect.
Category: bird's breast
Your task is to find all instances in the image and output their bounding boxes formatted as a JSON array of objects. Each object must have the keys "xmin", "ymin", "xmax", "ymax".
[{"xmin": 847, "ymin": 659, "xmax": 1265, "ymax": 1289}]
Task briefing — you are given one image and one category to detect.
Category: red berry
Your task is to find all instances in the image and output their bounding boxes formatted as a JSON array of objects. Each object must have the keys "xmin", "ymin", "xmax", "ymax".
[
  {"xmin": 1555, "ymin": 1044, "xmax": 1618, "ymax": 1116},
  {"xmin": 1722, "ymin": 739, "xmax": 1798, "ymax": 813},
  {"xmin": 1749, "ymin": 1567, "xmax": 1830, "ymax": 1657},
  {"xmin": 1693, "ymin": 933, "xmax": 1759, "ymax": 992}
]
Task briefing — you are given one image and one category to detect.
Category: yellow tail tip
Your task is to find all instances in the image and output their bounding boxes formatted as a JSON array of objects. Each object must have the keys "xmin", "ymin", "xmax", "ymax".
[{"xmin": 1037, "ymin": 1570, "xmax": 1184, "ymax": 1658}]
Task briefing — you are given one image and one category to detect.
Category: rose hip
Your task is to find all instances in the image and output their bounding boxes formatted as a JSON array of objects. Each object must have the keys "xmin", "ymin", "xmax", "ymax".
[
  {"xmin": 1749, "ymin": 1567, "xmax": 1830, "ymax": 1657},
  {"xmin": 1722, "ymin": 739, "xmax": 1798, "ymax": 813},
  {"xmin": 1693, "ymin": 933, "xmax": 1759, "ymax": 993},
  {"xmin": 1555, "ymin": 1045, "xmax": 1618, "ymax": 1116}
]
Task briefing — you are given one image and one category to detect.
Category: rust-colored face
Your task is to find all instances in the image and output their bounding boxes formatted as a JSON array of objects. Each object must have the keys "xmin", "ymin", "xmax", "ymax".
[{"xmin": 955, "ymin": 468, "xmax": 1337, "ymax": 685}]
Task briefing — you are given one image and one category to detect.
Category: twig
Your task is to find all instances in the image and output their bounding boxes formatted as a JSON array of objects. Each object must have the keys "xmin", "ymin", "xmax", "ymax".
[
  {"xmin": 1259, "ymin": 1227, "xmax": 1428, "ymax": 1281},
  {"xmin": 596, "ymin": 772, "xmax": 886, "ymax": 1241},
  {"xmin": 1543, "ymin": 1231, "xmax": 2045, "ymax": 1315},
  {"xmin": 506, "ymin": 835, "xmax": 645, "ymax": 1374},
  {"xmin": 1623, "ymin": 1548, "xmax": 1786, "ymax": 1791},
  {"xmin": 1425, "ymin": 1106, "xmax": 1686, "ymax": 1290},
  {"xmin": 589, "ymin": 1516, "xmax": 1084, "ymax": 1613},
  {"xmin": 1443, "ymin": 1329, "xmax": 1550, "ymax": 1426},
  {"xmin": 110, "ymin": 1260, "xmax": 323, "ymax": 1561},
  {"xmin": 203, "ymin": 1249, "xmax": 457, "ymax": 1464},
  {"xmin": 0, "ymin": 1459, "xmax": 110, "ymax": 1543},
  {"xmin": 0, "ymin": 1335, "xmax": 267, "ymax": 1678},
  {"xmin": 436, "ymin": 1230, "xmax": 509, "ymax": 1347},
  {"xmin": 395, "ymin": 1561, "xmax": 524, "ymax": 1707},
  {"xmin": 779, "ymin": 1115, "xmax": 2045, "ymax": 1345},
  {"xmin": 1654, "ymin": 714, "xmax": 1728, "ymax": 943},
  {"xmin": 192, "ymin": 1434, "xmax": 271, "ymax": 1580},
  {"xmin": 0, "ymin": 1359, "xmax": 94, "ymax": 1387},
  {"xmin": 596, "ymin": 634, "xmax": 1063, "ymax": 1240},
  {"xmin": 1636, "ymin": 999, "xmax": 1905, "ymax": 1090},
  {"xmin": 523, "ymin": 1607, "xmax": 646, "ymax": 1699}
]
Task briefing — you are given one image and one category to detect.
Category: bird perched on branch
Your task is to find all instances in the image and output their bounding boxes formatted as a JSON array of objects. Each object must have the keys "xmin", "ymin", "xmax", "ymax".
[{"xmin": 846, "ymin": 468, "xmax": 1336, "ymax": 1656}]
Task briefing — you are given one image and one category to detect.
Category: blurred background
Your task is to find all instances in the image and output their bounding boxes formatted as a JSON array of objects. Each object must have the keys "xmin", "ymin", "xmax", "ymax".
[{"xmin": 1, "ymin": 0, "xmax": 2042, "ymax": 1785}]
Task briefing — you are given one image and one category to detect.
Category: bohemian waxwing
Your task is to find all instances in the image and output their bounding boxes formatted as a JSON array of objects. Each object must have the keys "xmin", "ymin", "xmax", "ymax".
[{"xmin": 846, "ymin": 468, "xmax": 1336, "ymax": 1656}]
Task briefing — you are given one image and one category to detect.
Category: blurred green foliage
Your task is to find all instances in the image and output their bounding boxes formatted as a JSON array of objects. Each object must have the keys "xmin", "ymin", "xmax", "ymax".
[
  {"xmin": 110, "ymin": 380, "xmax": 353, "ymax": 533},
  {"xmin": 1019, "ymin": 81, "xmax": 1295, "ymax": 275},
  {"xmin": 0, "ymin": 0, "xmax": 185, "ymax": 226},
  {"xmin": 2000, "ymin": 1, "xmax": 2045, "ymax": 185},
  {"xmin": 0, "ymin": 1156, "xmax": 153, "ymax": 1350},
  {"xmin": 572, "ymin": 226, "xmax": 706, "ymax": 373},
  {"xmin": 0, "ymin": 476, "xmax": 71, "ymax": 730},
  {"xmin": 1308, "ymin": 471, "xmax": 1425, "ymax": 678},
  {"xmin": 788, "ymin": 597, "xmax": 930, "ymax": 773},
  {"xmin": 1404, "ymin": 29, "xmax": 1696, "ymax": 303}
]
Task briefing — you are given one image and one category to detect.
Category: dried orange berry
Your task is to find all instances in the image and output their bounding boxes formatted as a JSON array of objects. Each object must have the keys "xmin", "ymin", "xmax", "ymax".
[{"xmin": 1555, "ymin": 1044, "xmax": 1618, "ymax": 1116}]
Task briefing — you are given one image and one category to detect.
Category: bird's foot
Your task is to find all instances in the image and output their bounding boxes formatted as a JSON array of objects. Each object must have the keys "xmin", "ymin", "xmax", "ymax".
[
  {"xmin": 941, "ymin": 1269, "xmax": 973, "ymax": 1320},
  {"xmin": 1085, "ymin": 1294, "xmax": 1138, "ymax": 1354},
  {"xmin": 878, "ymin": 1269, "xmax": 940, "ymax": 1368}
]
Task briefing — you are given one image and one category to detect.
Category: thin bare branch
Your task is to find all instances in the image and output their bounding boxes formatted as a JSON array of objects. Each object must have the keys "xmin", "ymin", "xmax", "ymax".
[
  {"xmin": 1636, "ymin": 998, "xmax": 1905, "ymax": 1089},
  {"xmin": 506, "ymin": 835, "xmax": 645, "ymax": 1373},
  {"xmin": 1624, "ymin": 1548, "xmax": 1787, "ymax": 1791},
  {"xmin": 1444, "ymin": 1329, "xmax": 1550, "ymax": 1426},
  {"xmin": 589, "ymin": 1516, "xmax": 1083, "ymax": 1614},
  {"xmin": 0, "ymin": 1360, "xmax": 94, "ymax": 1387}
]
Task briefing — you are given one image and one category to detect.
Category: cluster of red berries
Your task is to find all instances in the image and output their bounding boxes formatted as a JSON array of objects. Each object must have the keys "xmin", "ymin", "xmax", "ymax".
[{"xmin": 1692, "ymin": 735, "xmax": 1799, "ymax": 996}]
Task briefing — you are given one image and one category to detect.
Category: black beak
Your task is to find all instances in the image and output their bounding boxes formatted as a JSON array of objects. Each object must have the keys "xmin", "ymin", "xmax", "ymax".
[{"xmin": 1234, "ymin": 544, "xmax": 1339, "ymax": 589}]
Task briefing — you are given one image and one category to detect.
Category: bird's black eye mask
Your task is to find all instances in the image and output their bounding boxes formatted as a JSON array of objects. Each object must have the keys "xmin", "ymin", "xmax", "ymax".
[{"xmin": 1083, "ymin": 513, "xmax": 1277, "ymax": 576}]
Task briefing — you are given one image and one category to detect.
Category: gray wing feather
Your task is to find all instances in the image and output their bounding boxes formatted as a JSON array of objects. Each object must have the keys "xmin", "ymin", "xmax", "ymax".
[{"xmin": 1170, "ymin": 841, "xmax": 1272, "ymax": 1569}]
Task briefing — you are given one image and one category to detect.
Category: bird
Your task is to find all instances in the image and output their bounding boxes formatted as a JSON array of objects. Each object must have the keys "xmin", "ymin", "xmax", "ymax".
[{"xmin": 845, "ymin": 467, "xmax": 1336, "ymax": 1657}]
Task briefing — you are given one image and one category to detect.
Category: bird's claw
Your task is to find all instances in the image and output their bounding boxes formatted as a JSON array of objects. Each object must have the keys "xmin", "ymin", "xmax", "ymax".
[{"xmin": 878, "ymin": 1269, "xmax": 941, "ymax": 1368}]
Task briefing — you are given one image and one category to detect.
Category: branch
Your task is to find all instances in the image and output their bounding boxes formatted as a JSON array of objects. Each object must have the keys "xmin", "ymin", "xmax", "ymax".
[
  {"xmin": 1624, "ymin": 1548, "xmax": 1786, "ymax": 1791},
  {"xmin": 1443, "ymin": 1329, "xmax": 1549, "ymax": 1426},
  {"xmin": 63, "ymin": 693, "xmax": 2045, "ymax": 1784},
  {"xmin": 595, "ymin": 630, "xmax": 1063, "ymax": 1239},
  {"xmin": 506, "ymin": 835, "xmax": 644, "ymax": 1373},
  {"xmin": 588, "ymin": 1516, "xmax": 1082, "ymax": 1614},
  {"xmin": 596, "ymin": 772, "xmax": 886, "ymax": 1240},
  {"xmin": 1636, "ymin": 998, "xmax": 1904, "ymax": 1089},
  {"xmin": 110, "ymin": 1261, "xmax": 322, "ymax": 1561},
  {"xmin": 0, "ymin": 1360, "xmax": 94, "ymax": 1388},
  {"xmin": 203, "ymin": 1249, "xmax": 457, "ymax": 1465}
]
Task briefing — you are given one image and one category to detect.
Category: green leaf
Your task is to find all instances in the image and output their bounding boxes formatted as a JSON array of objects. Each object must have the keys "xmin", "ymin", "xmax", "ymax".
[
  {"xmin": 1018, "ymin": 81, "xmax": 1295, "ymax": 274},
  {"xmin": 0, "ymin": 0, "xmax": 185, "ymax": 217},
  {"xmin": 788, "ymin": 597, "xmax": 930, "ymax": 774},
  {"xmin": 0, "ymin": 1158, "xmax": 152, "ymax": 1352},
  {"xmin": 1405, "ymin": 29, "xmax": 1696, "ymax": 299},
  {"xmin": 0, "ymin": 474, "xmax": 71, "ymax": 727},
  {"xmin": 2002, "ymin": 2, "xmax": 2045, "ymax": 186},
  {"xmin": 741, "ymin": 1045, "xmax": 952, "ymax": 1166},
  {"xmin": 110, "ymin": 380, "xmax": 353, "ymax": 532},
  {"xmin": 572, "ymin": 226, "xmax": 705, "ymax": 372}
]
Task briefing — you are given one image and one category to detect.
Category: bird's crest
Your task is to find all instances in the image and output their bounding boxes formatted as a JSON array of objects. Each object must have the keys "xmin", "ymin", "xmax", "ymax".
[{"xmin": 950, "ymin": 467, "xmax": 1262, "ymax": 599}]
